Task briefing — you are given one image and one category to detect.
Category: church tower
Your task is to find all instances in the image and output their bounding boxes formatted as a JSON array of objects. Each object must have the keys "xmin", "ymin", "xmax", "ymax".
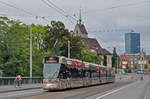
[
  {"xmin": 79, "ymin": 8, "xmax": 82, "ymax": 25},
  {"xmin": 73, "ymin": 8, "xmax": 88, "ymax": 38}
]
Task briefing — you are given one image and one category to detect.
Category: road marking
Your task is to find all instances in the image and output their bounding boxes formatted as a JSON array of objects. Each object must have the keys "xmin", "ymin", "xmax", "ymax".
[{"xmin": 95, "ymin": 82, "xmax": 136, "ymax": 99}]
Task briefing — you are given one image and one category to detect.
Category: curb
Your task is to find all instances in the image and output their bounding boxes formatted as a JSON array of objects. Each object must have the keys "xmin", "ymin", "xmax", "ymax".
[{"xmin": 0, "ymin": 87, "xmax": 42, "ymax": 93}]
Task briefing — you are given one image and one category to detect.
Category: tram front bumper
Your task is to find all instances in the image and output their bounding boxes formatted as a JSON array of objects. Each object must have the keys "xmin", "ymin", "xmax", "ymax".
[{"xmin": 43, "ymin": 83, "xmax": 58, "ymax": 90}]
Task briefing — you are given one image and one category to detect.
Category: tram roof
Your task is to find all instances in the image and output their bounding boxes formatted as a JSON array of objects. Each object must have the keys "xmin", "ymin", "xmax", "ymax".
[{"xmin": 58, "ymin": 56, "xmax": 109, "ymax": 68}]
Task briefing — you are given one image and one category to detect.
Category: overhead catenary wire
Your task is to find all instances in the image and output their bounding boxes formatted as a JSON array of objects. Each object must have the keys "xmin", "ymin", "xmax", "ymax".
[
  {"xmin": 41, "ymin": 0, "xmax": 74, "ymax": 24},
  {"xmin": 41, "ymin": 0, "xmax": 76, "ymax": 25},
  {"xmin": 84, "ymin": 0, "xmax": 150, "ymax": 14},
  {"xmin": 88, "ymin": 28, "xmax": 129, "ymax": 33},
  {"xmin": 0, "ymin": 13, "xmax": 64, "ymax": 19},
  {"xmin": 0, "ymin": 0, "xmax": 50, "ymax": 23},
  {"xmin": 0, "ymin": 1, "xmax": 34, "ymax": 16},
  {"xmin": 47, "ymin": 0, "xmax": 77, "ymax": 21}
]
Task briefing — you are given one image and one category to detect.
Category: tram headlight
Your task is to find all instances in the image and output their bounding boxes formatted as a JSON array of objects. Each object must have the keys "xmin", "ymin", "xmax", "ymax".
[
  {"xmin": 46, "ymin": 83, "xmax": 57, "ymax": 88},
  {"xmin": 50, "ymin": 78, "xmax": 60, "ymax": 83}
]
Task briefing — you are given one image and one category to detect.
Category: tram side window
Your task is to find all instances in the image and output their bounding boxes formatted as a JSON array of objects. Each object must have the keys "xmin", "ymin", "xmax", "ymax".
[
  {"xmin": 70, "ymin": 68, "xmax": 83, "ymax": 79},
  {"xmin": 106, "ymin": 70, "xmax": 108, "ymax": 77},
  {"xmin": 101, "ymin": 68, "xmax": 106, "ymax": 77},
  {"xmin": 59, "ymin": 67, "xmax": 84, "ymax": 79},
  {"xmin": 83, "ymin": 70, "xmax": 91, "ymax": 78},
  {"xmin": 70, "ymin": 68, "xmax": 77, "ymax": 78},
  {"xmin": 91, "ymin": 70, "xmax": 99, "ymax": 78},
  {"xmin": 58, "ymin": 65, "xmax": 102, "ymax": 79},
  {"xmin": 109, "ymin": 70, "xmax": 111, "ymax": 77},
  {"xmin": 58, "ymin": 65, "xmax": 71, "ymax": 79}
]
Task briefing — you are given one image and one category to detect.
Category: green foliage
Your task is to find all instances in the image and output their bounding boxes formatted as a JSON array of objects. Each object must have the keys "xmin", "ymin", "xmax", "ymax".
[
  {"xmin": 144, "ymin": 64, "xmax": 148, "ymax": 69},
  {"xmin": 0, "ymin": 17, "xmax": 101, "ymax": 77},
  {"xmin": 44, "ymin": 21, "xmax": 70, "ymax": 54},
  {"xmin": 134, "ymin": 63, "xmax": 138, "ymax": 69},
  {"xmin": 0, "ymin": 17, "xmax": 47, "ymax": 76},
  {"xmin": 43, "ymin": 20, "xmax": 86, "ymax": 59},
  {"xmin": 80, "ymin": 48, "xmax": 101, "ymax": 64},
  {"xmin": 112, "ymin": 47, "xmax": 120, "ymax": 69},
  {"xmin": 126, "ymin": 64, "xmax": 131, "ymax": 73},
  {"xmin": 0, "ymin": 17, "xmax": 30, "ymax": 76}
]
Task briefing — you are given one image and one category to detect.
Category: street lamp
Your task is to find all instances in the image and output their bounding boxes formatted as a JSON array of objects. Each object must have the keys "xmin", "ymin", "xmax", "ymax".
[
  {"xmin": 30, "ymin": 24, "xmax": 32, "ymax": 79},
  {"xmin": 68, "ymin": 40, "xmax": 70, "ymax": 58}
]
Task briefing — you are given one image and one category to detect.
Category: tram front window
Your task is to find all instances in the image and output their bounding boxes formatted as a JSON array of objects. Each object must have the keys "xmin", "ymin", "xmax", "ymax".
[{"xmin": 43, "ymin": 63, "xmax": 61, "ymax": 79}]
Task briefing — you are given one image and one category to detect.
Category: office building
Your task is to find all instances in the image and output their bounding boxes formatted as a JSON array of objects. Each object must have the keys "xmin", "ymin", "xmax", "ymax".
[{"xmin": 125, "ymin": 32, "xmax": 140, "ymax": 54}]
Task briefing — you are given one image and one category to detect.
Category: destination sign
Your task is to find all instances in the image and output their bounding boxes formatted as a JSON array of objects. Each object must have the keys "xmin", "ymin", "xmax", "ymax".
[{"xmin": 45, "ymin": 57, "xmax": 59, "ymax": 63}]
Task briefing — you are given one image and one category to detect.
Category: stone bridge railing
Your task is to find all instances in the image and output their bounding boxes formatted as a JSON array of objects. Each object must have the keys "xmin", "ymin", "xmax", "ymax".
[{"xmin": 0, "ymin": 77, "xmax": 43, "ymax": 86}]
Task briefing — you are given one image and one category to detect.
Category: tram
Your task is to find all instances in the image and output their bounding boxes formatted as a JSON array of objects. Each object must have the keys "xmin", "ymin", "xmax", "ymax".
[{"xmin": 42, "ymin": 56, "xmax": 115, "ymax": 90}]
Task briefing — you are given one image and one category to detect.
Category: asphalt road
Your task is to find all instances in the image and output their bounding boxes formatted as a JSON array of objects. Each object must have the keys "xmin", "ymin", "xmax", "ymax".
[
  {"xmin": 1, "ymin": 74, "xmax": 145, "ymax": 99},
  {"xmin": 92, "ymin": 76, "xmax": 150, "ymax": 99},
  {"xmin": 0, "ymin": 80, "xmax": 135, "ymax": 99}
]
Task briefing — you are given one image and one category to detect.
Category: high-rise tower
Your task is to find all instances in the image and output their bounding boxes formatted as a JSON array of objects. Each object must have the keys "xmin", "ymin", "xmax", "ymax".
[{"xmin": 125, "ymin": 31, "xmax": 140, "ymax": 54}]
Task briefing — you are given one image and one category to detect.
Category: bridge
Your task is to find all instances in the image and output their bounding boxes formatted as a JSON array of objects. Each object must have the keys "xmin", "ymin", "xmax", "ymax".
[{"xmin": 0, "ymin": 74, "xmax": 149, "ymax": 99}]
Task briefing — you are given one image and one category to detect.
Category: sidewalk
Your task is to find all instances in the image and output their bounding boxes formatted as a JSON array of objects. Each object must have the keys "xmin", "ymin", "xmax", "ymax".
[{"xmin": 0, "ymin": 83, "xmax": 42, "ymax": 93}]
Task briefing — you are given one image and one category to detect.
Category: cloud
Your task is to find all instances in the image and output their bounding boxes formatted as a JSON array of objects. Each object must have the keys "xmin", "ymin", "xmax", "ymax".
[
  {"xmin": 1, "ymin": 0, "xmax": 150, "ymax": 54},
  {"xmin": 116, "ymin": 17, "xmax": 150, "ymax": 28}
]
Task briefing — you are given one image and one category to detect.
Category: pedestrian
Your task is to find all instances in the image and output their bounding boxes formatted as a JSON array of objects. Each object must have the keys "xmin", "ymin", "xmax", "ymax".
[{"xmin": 14, "ymin": 74, "xmax": 22, "ymax": 88}]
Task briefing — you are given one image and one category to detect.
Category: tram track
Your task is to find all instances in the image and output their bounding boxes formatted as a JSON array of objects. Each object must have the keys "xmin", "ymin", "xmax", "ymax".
[
  {"xmin": 9, "ymin": 79, "xmax": 135, "ymax": 99},
  {"xmin": 61, "ymin": 80, "xmax": 134, "ymax": 99}
]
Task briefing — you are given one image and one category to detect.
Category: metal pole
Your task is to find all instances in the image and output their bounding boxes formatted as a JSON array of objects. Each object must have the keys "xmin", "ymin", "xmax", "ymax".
[
  {"xmin": 68, "ymin": 41, "xmax": 70, "ymax": 58},
  {"xmin": 117, "ymin": 56, "xmax": 118, "ymax": 74},
  {"xmin": 30, "ymin": 24, "xmax": 32, "ymax": 79}
]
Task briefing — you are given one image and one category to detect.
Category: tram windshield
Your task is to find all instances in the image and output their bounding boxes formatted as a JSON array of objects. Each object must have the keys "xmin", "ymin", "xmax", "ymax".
[{"xmin": 43, "ymin": 63, "xmax": 61, "ymax": 79}]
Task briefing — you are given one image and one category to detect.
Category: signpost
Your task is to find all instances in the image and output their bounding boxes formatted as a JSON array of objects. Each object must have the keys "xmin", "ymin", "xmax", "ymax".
[{"xmin": 138, "ymin": 60, "xmax": 146, "ymax": 80}]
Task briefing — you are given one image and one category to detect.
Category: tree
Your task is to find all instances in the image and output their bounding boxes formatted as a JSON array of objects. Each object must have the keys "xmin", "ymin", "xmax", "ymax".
[
  {"xmin": 112, "ymin": 47, "xmax": 119, "ymax": 68},
  {"xmin": 80, "ymin": 48, "xmax": 101, "ymax": 64},
  {"xmin": 0, "ymin": 17, "xmax": 48, "ymax": 76},
  {"xmin": 134, "ymin": 63, "xmax": 138, "ymax": 69},
  {"xmin": 44, "ymin": 21, "xmax": 85, "ymax": 59},
  {"xmin": 44, "ymin": 21, "xmax": 70, "ymax": 54},
  {"xmin": 126, "ymin": 64, "xmax": 131, "ymax": 73},
  {"xmin": 0, "ymin": 17, "xmax": 102, "ymax": 77},
  {"xmin": 0, "ymin": 17, "xmax": 30, "ymax": 76},
  {"xmin": 144, "ymin": 64, "xmax": 148, "ymax": 70}
]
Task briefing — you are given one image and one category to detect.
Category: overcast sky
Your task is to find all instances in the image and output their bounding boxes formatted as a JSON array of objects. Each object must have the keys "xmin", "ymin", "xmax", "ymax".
[{"xmin": 0, "ymin": 0, "xmax": 150, "ymax": 54}]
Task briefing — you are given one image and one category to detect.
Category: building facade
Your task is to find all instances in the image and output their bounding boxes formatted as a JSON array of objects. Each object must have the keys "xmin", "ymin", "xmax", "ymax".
[
  {"xmin": 120, "ymin": 49, "xmax": 148, "ymax": 70},
  {"xmin": 125, "ymin": 32, "xmax": 140, "ymax": 54},
  {"xmin": 73, "ymin": 10, "xmax": 112, "ymax": 67},
  {"xmin": 73, "ymin": 22, "xmax": 112, "ymax": 67}
]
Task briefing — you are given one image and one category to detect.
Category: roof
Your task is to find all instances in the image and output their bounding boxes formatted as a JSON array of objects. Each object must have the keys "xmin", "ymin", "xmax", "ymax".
[
  {"xmin": 81, "ymin": 38, "xmax": 112, "ymax": 55},
  {"xmin": 81, "ymin": 38, "xmax": 102, "ymax": 49},
  {"xmin": 120, "ymin": 54, "xmax": 131, "ymax": 67},
  {"xmin": 100, "ymin": 48, "xmax": 112, "ymax": 55},
  {"xmin": 75, "ymin": 24, "xmax": 88, "ymax": 34}
]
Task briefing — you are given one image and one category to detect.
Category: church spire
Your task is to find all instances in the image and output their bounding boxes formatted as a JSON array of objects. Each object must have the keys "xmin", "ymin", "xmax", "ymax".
[{"xmin": 79, "ymin": 7, "xmax": 82, "ymax": 24}]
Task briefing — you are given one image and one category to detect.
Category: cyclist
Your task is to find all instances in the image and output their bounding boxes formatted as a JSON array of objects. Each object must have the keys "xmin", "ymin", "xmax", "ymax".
[{"xmin": 14, "ymin": 74, "xmax": 22, "ymax": 88}]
